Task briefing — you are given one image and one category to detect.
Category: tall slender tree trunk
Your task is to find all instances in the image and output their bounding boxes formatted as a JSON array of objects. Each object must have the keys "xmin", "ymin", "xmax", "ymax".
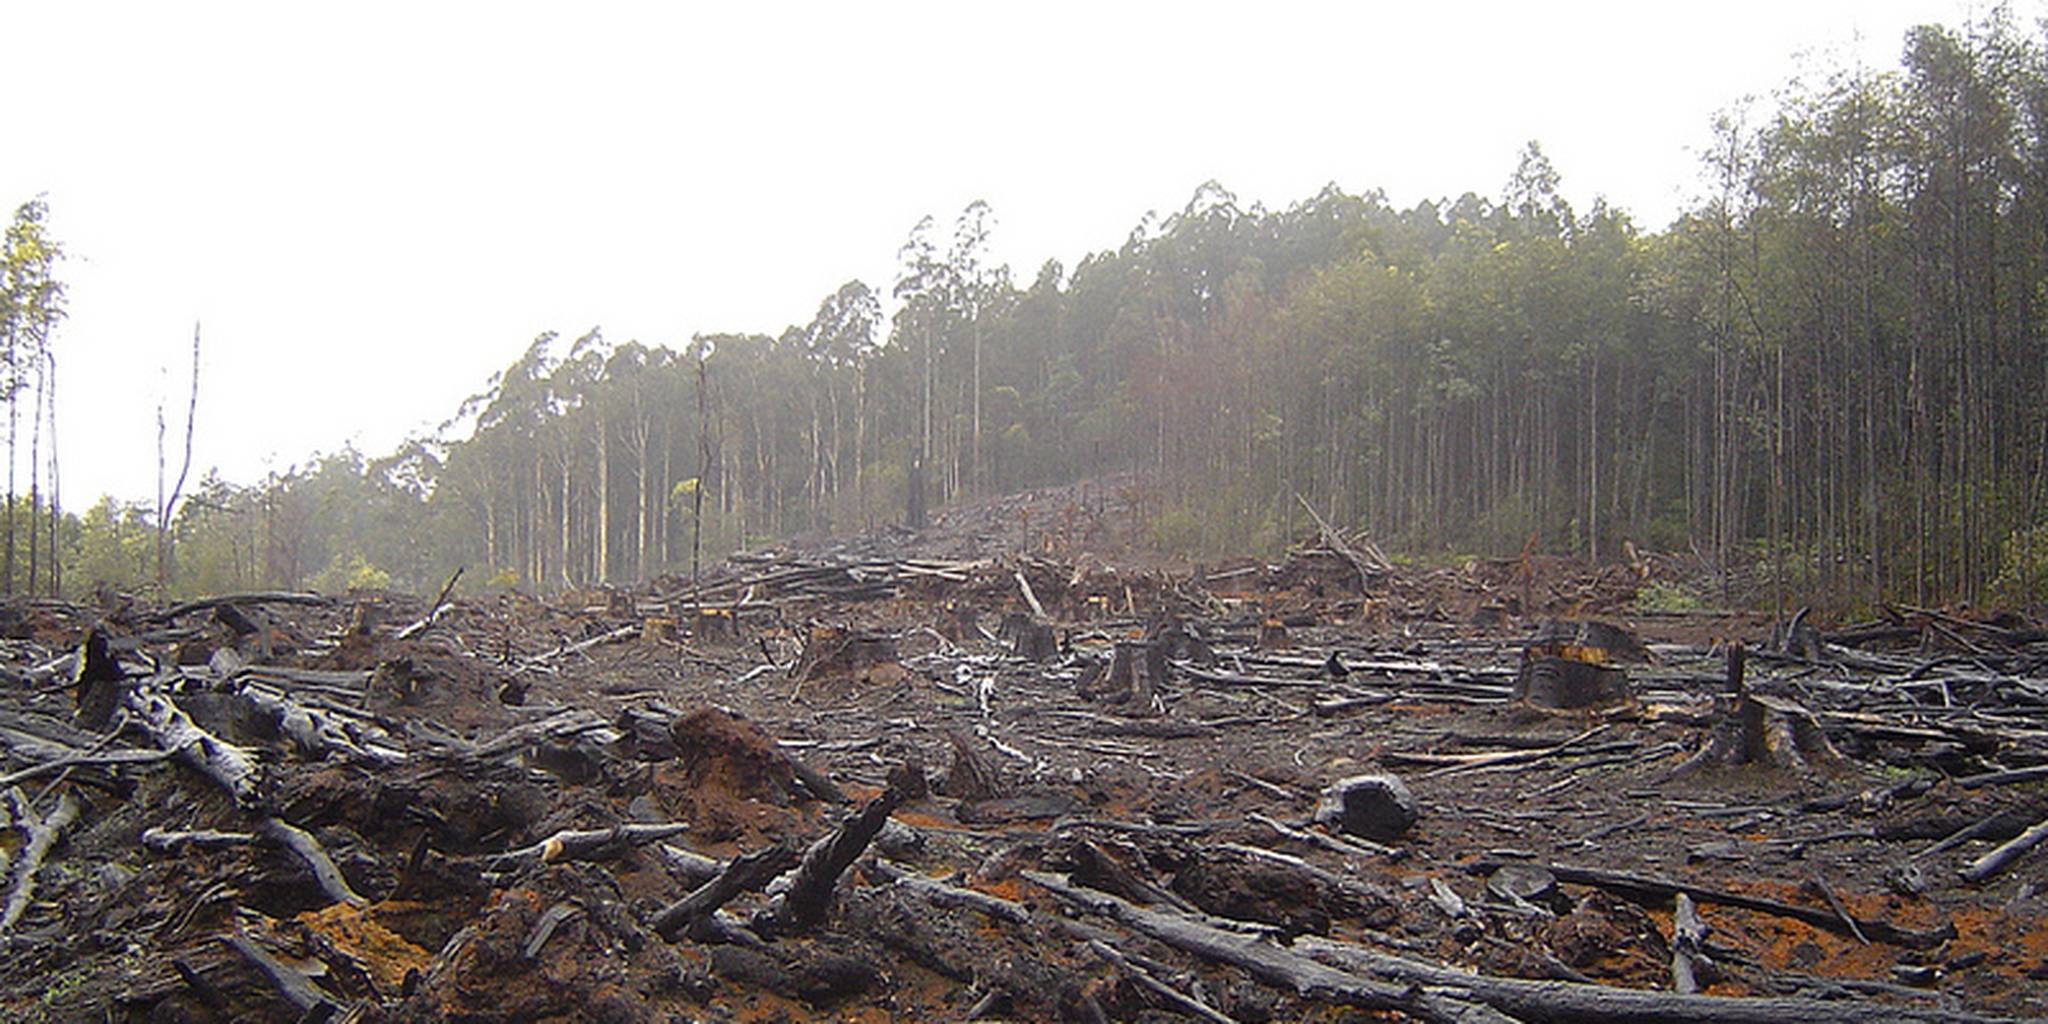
[
  {"xmin": 971, "ymin": 321, "xmax": 982, "ymax": 496},
  {"xmin": 597, "ymin": 419, "xmax": 610, "ymax": 584},
  {"xmin": 43, "ymin": 352, "xmax": 58, "ymax": 599},
  {"xmin": 1587, "ymin": 350, "xmax": 1600, "ymax": 563},
  {"xmin": 26, "ymin": 353, "xmax": 42, "ymax": 594}
]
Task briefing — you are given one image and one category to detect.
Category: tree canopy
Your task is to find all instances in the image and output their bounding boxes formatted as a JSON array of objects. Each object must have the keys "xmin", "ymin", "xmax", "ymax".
[{"xmin": 33, "ymin": 11, "xmax": 2048, "ymax": 610}]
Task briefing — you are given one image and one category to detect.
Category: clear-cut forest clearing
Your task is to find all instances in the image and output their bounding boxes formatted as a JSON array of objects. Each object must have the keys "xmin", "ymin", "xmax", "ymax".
[
  {"xmin": 1, "ymin": 478, "xmax": 2047, "ymax": 1023},
  {"xmin": 3, "ymin": 10, "xmax": 2048, "ymax": 1024}
]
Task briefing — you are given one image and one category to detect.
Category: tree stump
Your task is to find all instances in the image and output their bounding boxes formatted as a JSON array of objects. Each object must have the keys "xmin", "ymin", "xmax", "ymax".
[
  {"xmin": 693, "ymin": 607, "xmax": 739, "ymax": 646},
  {"xmin": 1668, "ymin": 643, "xmax": 1840, "ymax": 777},
  {"xmin": 936, "ymin": 601, "xmax": 979, "ymax": 644},
  {"xmin": 1257, "ymin": 618, "xmax": 1291, "ymax": 651},
  {"xmin": 999, "ymin": 612, "xmax": 1057, "ymax": 662},
  {"xmin": 790, "ymin": 624, "xmax": 900, "ymax": 684},
  {"xmin": 643, "ymin": 616, "xmax": 678, "ymax": 645},
  {"xmin": 1145, "ymin": 615, "xmax": 1213, "ymax": 665},
  {"xmin": 1512, "ymin": 620, "xmax": 1639, "ymax": 712},
  {"xmin": 1079, "ymin": 640, "xmax": 1165, "ymax": 715}
]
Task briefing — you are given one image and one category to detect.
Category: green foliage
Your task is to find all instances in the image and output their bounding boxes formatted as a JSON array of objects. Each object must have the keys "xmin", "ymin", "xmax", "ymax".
[
  {"xmin": 310, "ymin": 551, "xmax": 393, "ymax": 594},
  {"xmin": 69, "ymin": 498, "xmax": 153, "ymax": 595},
  {"xmin": 1989, "ymin": 523, "xmax": 2048, "ymax": 609},
  {"xmin": 1634, "ymin": 580, "xmax": 1705, "ymax": 613},
  {"xmin": 1149, "ymin": 485, "xmax": 1285, "ymax": 560}
]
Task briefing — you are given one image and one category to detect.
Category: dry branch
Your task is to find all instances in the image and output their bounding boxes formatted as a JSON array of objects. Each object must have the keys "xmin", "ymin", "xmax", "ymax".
[
  {"xmin": 652, "ymin": 840, "xmax": 799, "ymax": 941},
  {"xmin": 225, "ymin": 932, "xmax": 342, "ymax": 1018},
  {"xmin": 394, "ymin": 566, "xmax": 464, "ymax": 640},
  {"xmin": 259, "ymin": 817, "xmax": 368, "ymax": 908},
  {"xmin": 123, "ymin": 677, "xmax": 264, "ymax": 808},
  {"xmin": 0, "ymin": 790, "xmax": 80, "ymax": 935},
  {"xmin": 1960, "ymin": 812, "xmax": 2048, "ymax": 884},
  {"xmin": 1470, "ymin": 858, "xmax": 1952, "ymax": 948},
  {"xmin": 764, "ymin": 774, "xmax": 914, "ymax": 933}
]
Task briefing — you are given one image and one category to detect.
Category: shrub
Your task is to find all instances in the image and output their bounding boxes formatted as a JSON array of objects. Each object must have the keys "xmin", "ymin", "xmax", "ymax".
[
  {"xmin": 1989, "ymin": 522, "xmax": 2048, "ymax": 609},
  {"xmin": 1634, "ymin": 580, "xmax": 1704, "ymax": 613}
]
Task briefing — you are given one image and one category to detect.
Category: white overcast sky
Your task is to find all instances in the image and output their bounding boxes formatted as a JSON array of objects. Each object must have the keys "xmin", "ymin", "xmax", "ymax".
[{"xmin": 0, "ymin": 0, "xmax": 2001, "ymax": 507}]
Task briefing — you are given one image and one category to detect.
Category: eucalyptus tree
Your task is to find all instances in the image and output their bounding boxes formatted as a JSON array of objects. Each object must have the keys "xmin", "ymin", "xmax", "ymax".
[
  {"xmin": 802, "ymin": 279, "xmax": 882, "ymax": 520},
  {"xmin": 946, "ymin": 200, "xmax": 1010, "ymax": 496},
  {"xmin": 1, "ymin": 197, "xmax": 65, "ymax": 593},
  {"xmin": 892, "ymin": 216, "xmax": 946, "ymax": 525}
]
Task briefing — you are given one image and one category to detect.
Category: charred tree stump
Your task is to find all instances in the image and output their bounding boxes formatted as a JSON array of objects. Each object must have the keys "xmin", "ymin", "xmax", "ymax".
[
  {"xmin": 1146, "ymin": 615, "xmax": 1214, "ymax": 665},
  {"xmin": 1512, "ymin": 621, "xmax": 1639, "ymax": 712},
  {"xmin": 1667, "ymin": 643, "xmax": 1839, "ymax": 778},
  {"xmin": 998, "ymin": 612, "xmax": 1057, "ymax": 663},
  {"xmin": 938, "ymin": 729, "xmax": 1001, "ymax": 800},
  {"xmin": 692, "ymin": 607, "xmax": 739, "ymax": 646},
  {"xmin": 936, "ymin": 601, "xmax": 980, "ymax": 644},
  {"xmin": 790, "ymin": 624, "xmax": 898, "ymax": 683},
  {"xmin": 72, "ymin": 628, "xmax": 125, "ymax": 731},
  {"xmin": 1080, "ymin": 640, "xmax": 1165, "ymax": 715}
]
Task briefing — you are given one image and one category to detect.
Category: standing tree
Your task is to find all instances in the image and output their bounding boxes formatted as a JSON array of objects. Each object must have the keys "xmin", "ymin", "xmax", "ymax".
[
  {"xmin": 1, "ymin": 198, "xmax": 65, "ymax": 595},
  {"xmin": 893, "ymin": 217, "xmax": 946, "ymax": 527},
  {"xmin": 155, "ymin": 324, "xmax": 201, "ymax": 589}
]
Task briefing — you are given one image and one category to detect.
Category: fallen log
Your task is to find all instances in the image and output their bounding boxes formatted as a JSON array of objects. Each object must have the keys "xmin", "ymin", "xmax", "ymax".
[
  {"xmin": 867, "ymin": 858, "xmax": 1032, "ymax": 924},
  {"xmin": 1026, "ymin": 869, "xmax": 1527, "ymax": 1024},
  {"xmin": 123, "ymin": 676, "xmax": 265, "ymax": 809},
  {"xmin": 138, "ymin": 816, "xmax": 367, "ymax": 909},
  {"xmin": 1953, "ymin": 764, "xmax": 2048, "ymax": 789},
  {"xmin": 486, "ymin": 822, "xmax": 691, "ymax": 869},
  {"xmin": 0, "ymin": 790, "xmax": 80, "ymax": 935},
  {"xmin": 1084, "ymin": 937, "xmax": 1238, "ymax": 1024},
  {"xmin": 1468, "ymin": 857, "xmax": 1953, "ymax": 949},
  {"xmin": 225, "ymin": 932, "xmax": 342, "ymax": 1019},
  {"xmin": 0, "ymin": 744, "xmax": 173, "ymax": 789},
  {"xmin": 1960, "ymin": 812, "xmax": 2048, "ymax": 884},
  {"xmin": 142, "ymin": 827, "xmax": 258, "ymax": 852},
  {"xmin": 234, "ymin": 682, "xmax": 405, "ymax": 767},
  {"xmin": 259, "ymin": 817, "xmax": 368, "ymax": 908},
  {"xmin": 154, "ymin": 591, "xmax": 330, "ymax": 622},
  {"xmin": 1292, "ymin": 927, "xmax": 2015, "ymax": 1024},
  {"xmin": 652, "ymin": 840, "xmax": 800, "ymax": 941},
  {"xmin": 1670, "ymin": 892, "xmax": 1710, "ymax": 994},
  {"xmin": 1413, "ymin": 725, "xmax": 1615, "ymax": 780},
  {"xmin": 511, "ymin": 624, "xmax": 639, "ymax": 675}
]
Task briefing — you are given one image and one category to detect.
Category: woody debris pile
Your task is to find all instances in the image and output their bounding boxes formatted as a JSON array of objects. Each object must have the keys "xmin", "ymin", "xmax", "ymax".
[{"xmin": 1, "ymin": 479, "xmax": 2046, "ymax": 1022}]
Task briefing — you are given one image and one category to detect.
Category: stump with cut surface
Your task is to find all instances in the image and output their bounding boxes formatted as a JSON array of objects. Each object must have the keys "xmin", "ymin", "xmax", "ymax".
[
  {"xmin": 1512, "ymin": 620, "xmax": 1639, "ymax": 712},
  {"xmin": 692, "ymin": 607, "xmax": 740, "ymax": 646}
]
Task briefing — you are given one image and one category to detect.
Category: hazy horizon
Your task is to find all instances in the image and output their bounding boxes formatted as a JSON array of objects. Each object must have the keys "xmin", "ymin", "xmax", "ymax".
[{"xmin": 1, "ymin": 0, "xmax": 1988, "ymax": 508}]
